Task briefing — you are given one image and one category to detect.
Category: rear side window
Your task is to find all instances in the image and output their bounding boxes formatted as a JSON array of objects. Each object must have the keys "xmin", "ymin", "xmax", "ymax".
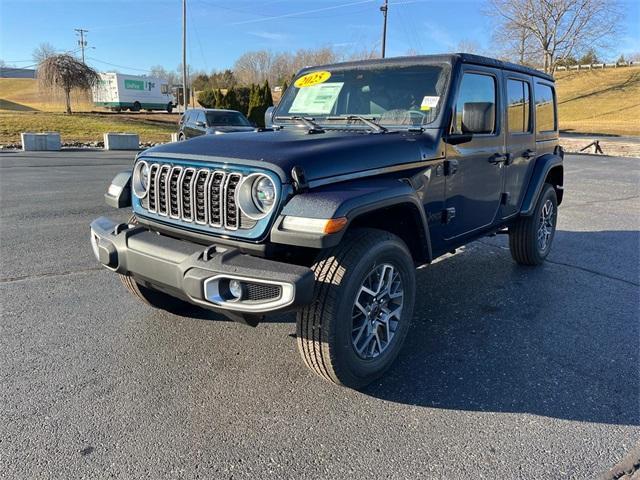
[
  {"xmin": 453, "ymin": 73, "xmax": 496, "ymax": 135},
  {"xmin": 535, "ymin": 83, "xmax": 556, "ymax": 132},
  {"xmin": 507, "ymin": 79, "xmax": 531, "ymax": 133}
]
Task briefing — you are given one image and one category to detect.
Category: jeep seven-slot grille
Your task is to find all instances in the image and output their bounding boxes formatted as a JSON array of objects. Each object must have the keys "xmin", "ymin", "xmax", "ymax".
[{"xmin": 143, "ymin": 163, "xmax": 257, "ymax": 231}]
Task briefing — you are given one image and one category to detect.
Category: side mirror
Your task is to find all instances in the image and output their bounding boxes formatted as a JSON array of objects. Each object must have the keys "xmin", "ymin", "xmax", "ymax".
[
  {"xmin": 195, "ymin": 121, "xmax": 206, "ymax": 128},
  {"xmin": 265, "ymin": 106, "xmax": 275, "ymax": 128},
  {"xmin": 461, "ymin": 102, "xmax": 494, "ymax": 134}
]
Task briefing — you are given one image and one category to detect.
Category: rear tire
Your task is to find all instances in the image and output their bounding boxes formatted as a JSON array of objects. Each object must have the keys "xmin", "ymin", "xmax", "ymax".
[
  {"xmin": 132, "ymin": 101, "xmax": 141, "ymax": 112},
  {"xmin": 509, "ymin": 183, "xmax": 558, "ymax": 265},
  {"xmin": 117, "ymin": 215, "xmax": 192, "ymax": 313},
  {"xmin": 296, "ymin": 228, "xmax": 416, "ymax": 389}
]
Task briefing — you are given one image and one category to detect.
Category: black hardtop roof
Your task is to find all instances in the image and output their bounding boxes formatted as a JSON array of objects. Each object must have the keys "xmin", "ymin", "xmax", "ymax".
[{"xmin": 299, "ymin": 53, "xmax": 554, "ymax": 82}]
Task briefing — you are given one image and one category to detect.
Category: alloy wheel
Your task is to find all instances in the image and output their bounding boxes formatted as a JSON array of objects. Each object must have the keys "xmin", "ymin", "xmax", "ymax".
[
  {"xmin": 537, "ymin": 199, "xmax": 555, "ymax": 252},
  {"xmin": 351, "ymin": 263, "xmax": 404, "ymax": 360}
]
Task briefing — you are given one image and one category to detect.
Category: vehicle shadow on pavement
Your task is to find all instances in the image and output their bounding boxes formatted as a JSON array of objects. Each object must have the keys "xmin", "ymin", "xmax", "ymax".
[
  {"xmin": 362, "ymin": 230, "xmax": 640, "ymax": 426},
  {"xmin": 165, "ymin": 230, "xmax": 639, "ymax": 426}
]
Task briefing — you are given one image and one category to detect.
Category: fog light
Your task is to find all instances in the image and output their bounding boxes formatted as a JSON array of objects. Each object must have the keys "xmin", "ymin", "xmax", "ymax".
[{"xmin": 229, "ymin": 279, "xmax": 243, "ymax": 300}]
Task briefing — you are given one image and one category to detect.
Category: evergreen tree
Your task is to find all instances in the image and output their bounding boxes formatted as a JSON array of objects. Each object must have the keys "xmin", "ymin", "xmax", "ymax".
[
  {"xmin": 247, "ymin": 83, "xmax": 263, "ymax": 126},
  {"xmin": 263, "ymin": 80, "xmax": 273, "ymax": 107},
  {"xmin": 224, "ymin": 87, "xmax": 241, "ymax": 111},
  {"xmin": 197, "ymin": 89, "xmax": 216, "ymax": 108}
]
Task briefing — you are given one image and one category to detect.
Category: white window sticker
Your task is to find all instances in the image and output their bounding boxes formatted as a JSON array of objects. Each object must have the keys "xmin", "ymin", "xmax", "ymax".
[
  {"xmin": 420, "ymin": 96, "xmax": 440, "ymax": 111},
  {"xmin": 289, "ymin": 82, "xmax": 344, "ymax": 115}
]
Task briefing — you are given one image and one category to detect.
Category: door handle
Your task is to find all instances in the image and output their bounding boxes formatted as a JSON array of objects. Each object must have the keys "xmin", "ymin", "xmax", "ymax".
[
  {"xmin": 488, "ymin": 153, "xmax": 509, "ymax": 164},
  {"xmin": 522, "ymin": 149, "xmax": 536, "ymax": 159}
]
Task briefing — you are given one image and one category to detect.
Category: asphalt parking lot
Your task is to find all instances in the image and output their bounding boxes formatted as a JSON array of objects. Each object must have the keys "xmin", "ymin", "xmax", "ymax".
[{"xmin": 1, "ymin": 150, "xmax": 638, "ymax": 479}]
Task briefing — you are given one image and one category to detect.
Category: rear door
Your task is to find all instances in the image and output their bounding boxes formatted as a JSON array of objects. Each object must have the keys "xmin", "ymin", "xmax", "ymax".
[
  {"xmin": 444, "ymin": 65, "xmax": 505, "ymax": 240},
  {"xmin": 501, "ymin": 73, "xmax": 536, "ymax": 218}
]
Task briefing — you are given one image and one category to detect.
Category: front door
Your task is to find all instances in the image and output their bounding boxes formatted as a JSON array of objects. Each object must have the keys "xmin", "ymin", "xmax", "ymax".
[{"xmin": 444, "ymin": 66, "xmax": 505, "ymax": 240}]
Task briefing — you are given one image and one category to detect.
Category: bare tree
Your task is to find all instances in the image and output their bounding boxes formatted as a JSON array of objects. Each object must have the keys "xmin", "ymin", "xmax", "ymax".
[
  {"xmin": 32, "ymin": 42, "xmax": 57, "ymax": 64},
  {"xmin": 149, "ymin": 65, "xmax": 179, "ymax": 86},
  {"xmin": 234, "ymin": 50, "xmax": 274, "ymax": 85},
  {"xmin": 488, "ymin": 0, "xmax": 623, "ymax": 73},
  {"xmin": 38, "ymin": 54, "xmax": 99, "ymax": 114},
  {"xmin": 455, "ymin": 39, "xmax": 484, "ymax": 55}
]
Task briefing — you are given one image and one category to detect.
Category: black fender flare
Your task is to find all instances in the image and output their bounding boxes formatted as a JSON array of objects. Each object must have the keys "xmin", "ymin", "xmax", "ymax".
[
  {"xmin": 270, "ymin": 178, "xmax": 431, "ymax": 261},
  {"xmin": 520, "ymin": 154, "xmax": 563, "ymax": 216},
  {"xmin": 104, "ymin": 170, "xmax": 132, "ymax": 209}
]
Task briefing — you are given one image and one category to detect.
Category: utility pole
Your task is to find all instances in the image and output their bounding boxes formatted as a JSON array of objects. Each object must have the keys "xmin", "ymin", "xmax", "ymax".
[
  {"xmin": 182, "ymin": 0, "xmax": 188, "ymax": 111},
  {"xmin": 75, "ymin": 28, "xmax": 89, "ymax": 63},
  {"xmin": 380, "ymin": 0, "xmax": 388, "ymax": 58}
]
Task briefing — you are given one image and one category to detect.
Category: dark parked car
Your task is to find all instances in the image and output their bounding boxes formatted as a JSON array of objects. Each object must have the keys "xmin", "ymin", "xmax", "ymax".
[
  {"xmin": 178, "ymin": 108, "xmax": 254, "ymax": 139},
  {"xmin": 92, "ymin": 53, "xmax": 563, "ymax": 388}
]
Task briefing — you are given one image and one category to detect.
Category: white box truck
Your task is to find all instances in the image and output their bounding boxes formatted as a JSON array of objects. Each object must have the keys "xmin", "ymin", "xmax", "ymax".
[{"xmin": 92, "ymin": 72, "xmax": 175, "ymax": 113}]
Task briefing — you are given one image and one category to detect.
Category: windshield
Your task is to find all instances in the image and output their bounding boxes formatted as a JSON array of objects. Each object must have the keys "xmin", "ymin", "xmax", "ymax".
[
  {"xmin": 206, "ymin": 111, "xmax": 251, "ymax": 127},
  {"xmin": 276, "ymin": 63, "xmax": 450, "ymax": 129}
]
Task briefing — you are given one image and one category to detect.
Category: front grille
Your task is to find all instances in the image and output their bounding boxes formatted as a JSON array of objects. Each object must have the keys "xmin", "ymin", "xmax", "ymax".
[
  {"xmin": 142, "ymin": 162, "xmax": 258, "ymax": 231},
  {"xmin": 245, "ymin": 283, "xmax": 281, "ymax": 301}
]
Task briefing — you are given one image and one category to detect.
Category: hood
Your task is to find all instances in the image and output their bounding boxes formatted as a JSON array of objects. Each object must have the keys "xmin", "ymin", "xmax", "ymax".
[
  {"xmin": 145, "ymin": 128, "xmax": 444, "ymax": 182},
  {"xmin": 206, "ymin": 126, "xmax": 255, "ymax": 134}
]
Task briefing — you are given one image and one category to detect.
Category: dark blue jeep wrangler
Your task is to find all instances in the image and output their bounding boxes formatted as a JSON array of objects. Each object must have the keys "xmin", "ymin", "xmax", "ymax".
[{"xmin": 91, "ymin": 54, "xmax": 563, "ymax": 388}]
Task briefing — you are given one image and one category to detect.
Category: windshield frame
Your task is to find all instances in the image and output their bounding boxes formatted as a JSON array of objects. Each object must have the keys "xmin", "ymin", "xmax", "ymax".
[{"xmin": 273, "ymin": 60, "xmax": 452, "ymax": 131}]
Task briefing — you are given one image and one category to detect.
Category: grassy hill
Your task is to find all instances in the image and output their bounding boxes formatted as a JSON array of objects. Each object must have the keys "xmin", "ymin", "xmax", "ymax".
[
  {"xmin": 0, "ymin": 78, "xmax": 176, "ymax": 143},
  {"xmin": 555, "ymin": 67, "xmax": 640, "ymax": 136},
  {"xmin": 1, "ymin": 66, "xmax": 639, "ymax": 143}
]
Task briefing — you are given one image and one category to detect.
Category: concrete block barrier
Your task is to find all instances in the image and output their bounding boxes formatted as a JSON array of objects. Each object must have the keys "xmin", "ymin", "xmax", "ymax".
[
  {"xmin": 171, "ymin": 133, "xmax": 180, "ymax": 142},
  {"xmin": 104, "ymin": 133, "xmax": 139, "ymax": 150},
  {"xmin": 21, "ymin": 132, "xmax": 61, "ymax": 151}
]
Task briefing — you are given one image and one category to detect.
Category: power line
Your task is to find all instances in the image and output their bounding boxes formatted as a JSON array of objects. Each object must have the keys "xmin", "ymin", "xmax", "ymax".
[
  {"xmin": 230, "ymin": 0, "xmax": 376, "ymax": 26},
  {"xmin": 86, "ymin": 57, "xmax": 151, "ymax": 73}
]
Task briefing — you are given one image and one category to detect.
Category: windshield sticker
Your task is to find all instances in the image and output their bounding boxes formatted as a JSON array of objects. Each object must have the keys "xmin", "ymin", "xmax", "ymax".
[
  {"xmin": 420, "ymin": 96, "xmax": 440, "ymax": 111},
  {"xmin": 294, "ymin": 71, "xmax": 332, "ymax": 88},
  {"xmin": 289, "ymin": 82, "xmax": 344, "ymax": 115}
]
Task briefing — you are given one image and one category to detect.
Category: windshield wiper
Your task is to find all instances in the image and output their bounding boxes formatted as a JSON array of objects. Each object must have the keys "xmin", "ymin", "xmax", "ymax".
[
  {"xmin": 326, "ymin": 115, "xmax": 388, "ymax": 133},
  {"xmin": 275, "ymin": 115, "xmax": 325, "ymax": 134}
]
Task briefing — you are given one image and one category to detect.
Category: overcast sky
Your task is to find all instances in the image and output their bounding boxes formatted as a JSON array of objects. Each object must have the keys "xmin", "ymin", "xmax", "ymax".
[{"xmin": 2, "ymin": 0, "xmax": 639, "ymax": 74}]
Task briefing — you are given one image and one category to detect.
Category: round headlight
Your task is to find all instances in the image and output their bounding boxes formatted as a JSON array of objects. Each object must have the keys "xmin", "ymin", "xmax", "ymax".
[
  {"xmin": 236, "ymin": 173, "xmax": 278, "ymax": 220},
  {"xmin": 132, "ymin": 161, "xmax": 150, "ymax": 199},
  {"xmin": 252, "ymin": 176, "xmax": 276, "ymax": 213}
]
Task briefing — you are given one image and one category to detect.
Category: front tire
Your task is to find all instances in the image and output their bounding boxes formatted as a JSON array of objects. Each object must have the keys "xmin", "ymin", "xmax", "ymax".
[
  {"xmin": 297, "ymin": 228, "xmax": 416, "ymax": 389},
  {"xmin": 132, "ymin": 101, "xmax": 141, "ymax": 112},
  {"xmin": 509, "ymin": 183, "xmax": 558, "ymax": 265}
]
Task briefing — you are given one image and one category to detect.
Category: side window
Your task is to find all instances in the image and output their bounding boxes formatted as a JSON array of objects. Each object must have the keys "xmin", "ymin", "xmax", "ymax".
[
  {"xmin": 535, "ymin": 83, "xmax": 557, "ymax": 132},
  {"xmin": 160, "ymin": 84, "xmax": 169, "ymax": 94},
  {"xmin": 453, "ymin": 72, "xmax": 497, "ymax": 135},
  {"xmin": 507, "ymin": 79, "xmax": 531, "ymax": 134}
]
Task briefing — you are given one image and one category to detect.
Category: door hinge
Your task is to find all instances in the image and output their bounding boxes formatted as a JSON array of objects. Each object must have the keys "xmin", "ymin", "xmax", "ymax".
[
  {"xmin": 444, "ymin": 159, "xmax": 459, "ymax": 176},
  {"xmin": 442, "ymin": 207, "xmax": 456, "ymax": 224}
]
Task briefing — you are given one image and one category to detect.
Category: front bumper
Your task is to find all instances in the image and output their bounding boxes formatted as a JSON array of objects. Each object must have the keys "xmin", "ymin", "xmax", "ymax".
[{"xmin": 90, "ymin": 216, "xmax": 314, "ymax": 319}]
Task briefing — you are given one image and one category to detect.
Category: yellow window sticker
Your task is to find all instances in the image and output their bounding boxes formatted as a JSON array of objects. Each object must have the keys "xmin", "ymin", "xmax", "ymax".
[
  {"xmin": 420, "ymin": 96, "xmax": 440, "ymax": 111},
  {"xmin": 294, "ymin": 71, "xmax": 332, "ymax": 88}
]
